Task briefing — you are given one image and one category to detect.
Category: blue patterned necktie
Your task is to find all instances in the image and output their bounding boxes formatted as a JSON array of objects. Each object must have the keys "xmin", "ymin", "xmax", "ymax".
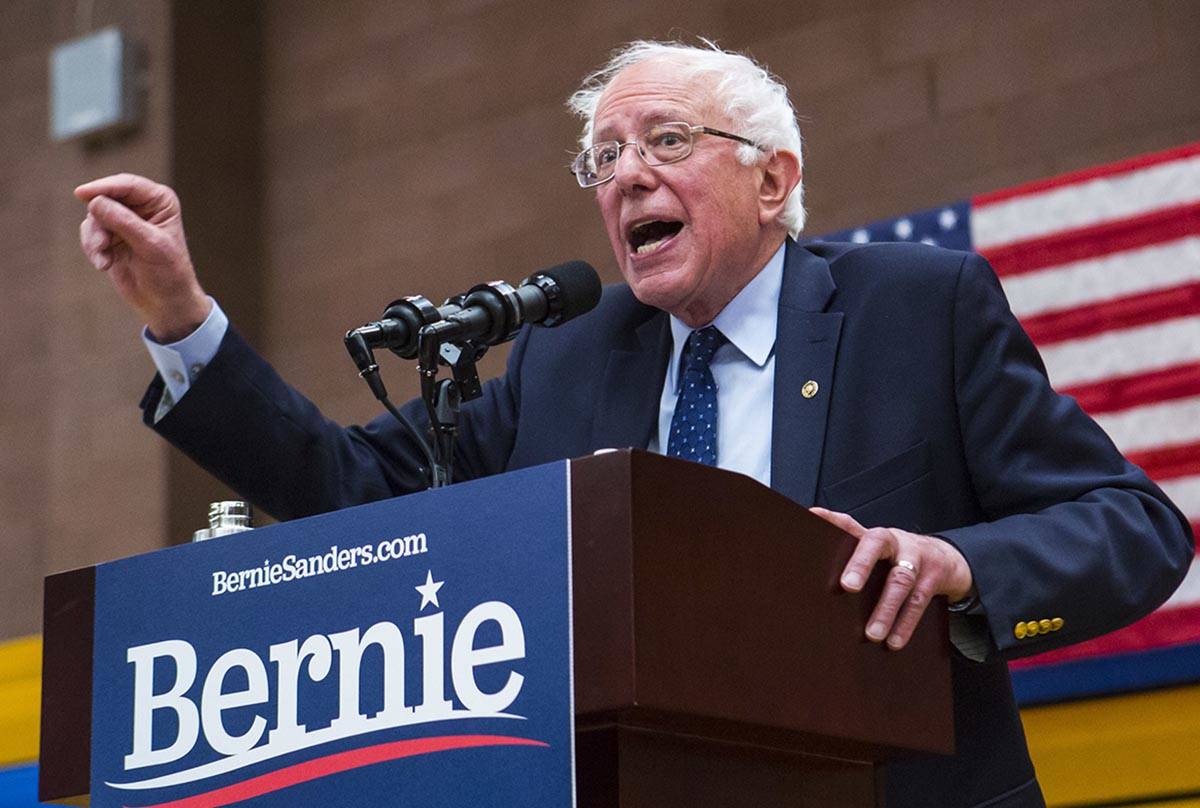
[{"xmin": 667, "ymin": 326, "xmax": 727, "ymax": 466}]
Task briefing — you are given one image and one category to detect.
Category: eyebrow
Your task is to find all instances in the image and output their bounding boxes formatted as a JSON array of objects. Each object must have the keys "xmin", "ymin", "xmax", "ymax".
[{"xmin": 593, "ymin": 109, "xmax": 693, "ymax": 142}]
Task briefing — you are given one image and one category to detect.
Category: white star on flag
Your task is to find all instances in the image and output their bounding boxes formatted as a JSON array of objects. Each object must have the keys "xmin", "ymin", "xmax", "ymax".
[{"xmin": 415, "ymin": 570, "xmax": 444, "ymax": 611}]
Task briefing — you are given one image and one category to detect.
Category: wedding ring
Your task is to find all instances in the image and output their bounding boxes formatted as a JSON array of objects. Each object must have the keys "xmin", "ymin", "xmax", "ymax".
[{"xmin": 895, "ymin": 559, "xmax": 917, "ymax": 574}]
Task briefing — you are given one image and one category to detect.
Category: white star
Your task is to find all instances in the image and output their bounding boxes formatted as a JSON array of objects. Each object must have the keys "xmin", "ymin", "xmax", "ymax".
[
  {"xmin": 415, "ymin": 570, "xmax": 444, "ymax": 611},
  {"xmin": 939, "ymin": 208, "xmax": 958, "ymax": 230},
  {"xmin": 894, "ymin": 218, "xmax": 913, "ymax": 239},
  {"xmin": 851, "ymin": 228, "xmax": 870, "ymax": 243}
]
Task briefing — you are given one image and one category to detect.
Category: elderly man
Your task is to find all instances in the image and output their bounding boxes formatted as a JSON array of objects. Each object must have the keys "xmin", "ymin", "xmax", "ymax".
[{"xmin": 77, "ymin": 41, "xmax": 1190, "ymax": 808}]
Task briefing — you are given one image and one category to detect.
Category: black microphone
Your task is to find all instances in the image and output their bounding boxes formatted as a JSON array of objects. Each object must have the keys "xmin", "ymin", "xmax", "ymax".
[{"xmin": 347, "ymin": 260, "xmax": 601, "ymax": 358}]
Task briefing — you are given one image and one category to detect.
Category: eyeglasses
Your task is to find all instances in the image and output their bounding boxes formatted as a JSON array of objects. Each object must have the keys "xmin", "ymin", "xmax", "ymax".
[{"xmin": 570, "ymin": 121, "xmax": 761, "ymax": 188}]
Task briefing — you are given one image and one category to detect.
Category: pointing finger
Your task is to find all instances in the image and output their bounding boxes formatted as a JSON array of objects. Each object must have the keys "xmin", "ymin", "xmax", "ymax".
[
  {"xmin": 75, "ymin": 173, "xmax": 174, "ymax": 212},
  {"xmin": 76, "ymin": 172, "xmax": 149, "ymax": 201}
]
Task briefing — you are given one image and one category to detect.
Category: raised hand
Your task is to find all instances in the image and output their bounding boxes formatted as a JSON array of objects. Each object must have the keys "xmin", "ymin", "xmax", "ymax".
[
  {"xmin": 810, "ymin": 507, "xmax": 975, "ymax": 650},
  {"xmin": 75, "ymin": 173, "xmax": 211, "ymax": 342}
]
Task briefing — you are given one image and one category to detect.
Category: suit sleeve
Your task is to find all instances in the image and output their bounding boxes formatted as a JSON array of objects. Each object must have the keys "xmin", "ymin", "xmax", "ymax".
[
  {"xmin": 938, "ymin": 252, "xmax": 1194, "ymax": 658},
  {"xmin": 143, "ymin": 325, "xmax": 527, "ymax": 521}
]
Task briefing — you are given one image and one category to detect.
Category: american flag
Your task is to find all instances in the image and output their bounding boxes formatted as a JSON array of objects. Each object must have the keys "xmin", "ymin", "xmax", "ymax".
[{"xmin": 819, "ymin": 142, "xmax": 1200, "ymax": 705}]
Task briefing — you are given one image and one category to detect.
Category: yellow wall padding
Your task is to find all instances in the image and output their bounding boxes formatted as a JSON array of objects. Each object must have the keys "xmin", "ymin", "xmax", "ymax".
[
  {"xmin": 0, "ymin": 635, "xmax": 41, "ymax": 766},
  {"xmin": 1021, "ymin": 684, "xmax": 1200, "ymax": 807}
]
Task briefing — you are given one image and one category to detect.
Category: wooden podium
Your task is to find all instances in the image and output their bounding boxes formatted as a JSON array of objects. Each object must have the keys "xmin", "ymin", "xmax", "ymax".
[{"xmin": 41, "ymin": 449, "xmax": 952, "ymax": 807}]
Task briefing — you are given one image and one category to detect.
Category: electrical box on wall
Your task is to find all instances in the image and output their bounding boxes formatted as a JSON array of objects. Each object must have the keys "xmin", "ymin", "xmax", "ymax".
[{"xmin": 49, "ymin": 27, "xmax": 142, "ymax": 142}]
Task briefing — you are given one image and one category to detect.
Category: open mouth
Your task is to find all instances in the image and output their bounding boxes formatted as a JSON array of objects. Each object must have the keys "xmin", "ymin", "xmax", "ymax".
[{"xmin": 628, "ymin": 220, "xmax": 684, "ymax": 255}]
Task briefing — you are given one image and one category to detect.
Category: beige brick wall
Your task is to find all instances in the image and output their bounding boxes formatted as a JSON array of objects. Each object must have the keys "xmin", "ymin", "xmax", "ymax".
[{"xmin": 1, "ymin": 0, "xmax": 1197, "ymax": 639}]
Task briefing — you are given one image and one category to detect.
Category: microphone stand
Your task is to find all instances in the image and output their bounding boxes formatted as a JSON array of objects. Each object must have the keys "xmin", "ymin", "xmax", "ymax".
[
  {"xmin": 348, "ymin": 266, "xmax": 600, "ymax": 489},
  {"xmin": 416, "ymin": 320, "xmax": 486, "ymax": 489}
]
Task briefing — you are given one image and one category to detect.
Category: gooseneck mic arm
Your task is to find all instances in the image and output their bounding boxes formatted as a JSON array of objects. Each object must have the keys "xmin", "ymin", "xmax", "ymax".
[{"xmin": 343, "ymin": 329, "xmax": 437, "ymax": 477}]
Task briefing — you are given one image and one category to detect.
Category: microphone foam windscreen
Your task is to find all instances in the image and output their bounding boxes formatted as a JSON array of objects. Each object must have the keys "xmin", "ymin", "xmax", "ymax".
[{"xmin": 541, "ymin": 261, "xmax": 602, "ymax": 322}]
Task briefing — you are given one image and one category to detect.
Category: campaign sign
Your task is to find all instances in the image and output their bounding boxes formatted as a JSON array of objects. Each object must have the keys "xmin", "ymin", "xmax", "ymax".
[{"xmin": 90, "ymin": 462, "xmax": 574, "ymax": 807}]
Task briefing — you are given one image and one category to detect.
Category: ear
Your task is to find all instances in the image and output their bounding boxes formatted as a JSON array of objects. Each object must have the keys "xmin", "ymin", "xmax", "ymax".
[{"xmin": 757, "ymin": 149, "xmax": 801, "ymax": 228}]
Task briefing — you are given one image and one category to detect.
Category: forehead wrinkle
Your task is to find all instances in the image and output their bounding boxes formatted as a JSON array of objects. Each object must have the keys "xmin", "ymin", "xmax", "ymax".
[
  {"xmin": 593, "ymin": 108, "xmax": 693, "ymax": 141},
  {"xmin": 592, "ymin": 60, "xmax": 719, "ymax": 141}
]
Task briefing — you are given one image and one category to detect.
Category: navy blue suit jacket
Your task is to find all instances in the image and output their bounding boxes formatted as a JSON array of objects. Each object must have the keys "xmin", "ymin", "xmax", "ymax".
[{"xmin": 146, "ymin": 240, "xmax": 1192, "ymax": 808}]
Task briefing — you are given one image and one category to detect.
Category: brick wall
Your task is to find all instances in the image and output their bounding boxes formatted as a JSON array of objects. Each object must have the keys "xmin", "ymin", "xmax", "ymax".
[
  {"xmin": 0, "ymin": 0, "xmax": 173, "ymax": 638},
  {"xmin": 1, "ymin": 0, "xmax": 1197, "ymax": 639},
  {"xmin": 255, "ymin": 0, "xmax": 1200, "ymax": 423}
]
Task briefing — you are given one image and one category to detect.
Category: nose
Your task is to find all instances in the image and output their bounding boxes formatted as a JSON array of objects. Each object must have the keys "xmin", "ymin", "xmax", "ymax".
[{"xmin": 612, "ymin": 141, "xmax": 657, "ymax": 195}]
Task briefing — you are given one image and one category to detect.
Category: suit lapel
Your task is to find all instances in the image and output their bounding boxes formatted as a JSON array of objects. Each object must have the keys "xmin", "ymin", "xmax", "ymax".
[
  {"xmin": 591, "ymin": 310, "xmax": 671, "ymax": 452},
  {"xmin": 771, "ymin": 242, "xmax": 842, "ymax": 507}
]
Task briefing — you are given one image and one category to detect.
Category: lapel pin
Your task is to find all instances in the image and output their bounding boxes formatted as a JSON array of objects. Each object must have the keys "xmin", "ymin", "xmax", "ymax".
[{"xmin": 802, "ymin": 380, "xmax": 819, "ymax": 399}]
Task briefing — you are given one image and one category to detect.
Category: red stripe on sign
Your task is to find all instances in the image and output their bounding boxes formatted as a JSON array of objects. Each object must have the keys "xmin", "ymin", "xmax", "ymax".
[
  {"xmin": 1127, "ymin": 442, "xmax": 1200, "ymax": 482},
  {"xmin": 974, "ymin": 141, "xmax": 1200, "ymax": 206},
  {"xmin": 1061, "ymin": 361, "xmax": 1200, "ymax": 415},
  {"xmin": 981, "ymin": 202, "xmax": 1200, "ymax": 277},
  {"xmin": 135, "ymin": 735, "xmax": 548, "ymax": 808},
  {"xmin": 1020, "ymin": 281, "xmax": 1200, "ymax": 346},
  {"xmin": 1010, "ymin": 601, "xmax": 1200, "ymax": 669}
]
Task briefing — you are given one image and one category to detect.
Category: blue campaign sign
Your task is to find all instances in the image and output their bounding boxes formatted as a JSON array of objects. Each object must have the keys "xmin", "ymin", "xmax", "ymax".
[{"xmin": 90, "ymin": 462, "xmax": 574, "ymax": 807}]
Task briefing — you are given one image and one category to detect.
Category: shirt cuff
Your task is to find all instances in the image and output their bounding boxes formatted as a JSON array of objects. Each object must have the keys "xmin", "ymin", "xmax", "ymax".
[
  {"xmin": 141, "ymin": 297, "xmax": 228, "ymax": 406},
  {"xmin": 948, "ymin": 612, "xmax": 992, "ymax": 662}
]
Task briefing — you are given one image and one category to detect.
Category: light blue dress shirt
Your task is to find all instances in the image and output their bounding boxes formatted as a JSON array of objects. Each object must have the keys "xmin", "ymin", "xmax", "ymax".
[
  {"xmin": 646, "ymin": 242, "xmax": 785, "ymax": 487},
  {"xmin": 141, "ymin": 297, "xmax": 227, "ymax": 420}
]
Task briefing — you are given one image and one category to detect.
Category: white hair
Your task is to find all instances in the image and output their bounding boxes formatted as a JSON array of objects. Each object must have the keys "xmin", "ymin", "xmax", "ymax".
[{"xmin": 568, "ymin": 40, "xmax": 806, "ymax": 236}]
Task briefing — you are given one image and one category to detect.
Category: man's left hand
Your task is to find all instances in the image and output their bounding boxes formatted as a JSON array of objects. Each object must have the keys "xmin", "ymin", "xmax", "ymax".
[{"xmin": 809, "ymin": 507, "xmax": 974, "ymax": 650}]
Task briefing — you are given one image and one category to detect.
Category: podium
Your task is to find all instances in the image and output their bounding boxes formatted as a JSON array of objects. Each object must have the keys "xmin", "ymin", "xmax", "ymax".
[{"xmin": 41, "ymin": 449, "xmax": 952, "ymax": 807}]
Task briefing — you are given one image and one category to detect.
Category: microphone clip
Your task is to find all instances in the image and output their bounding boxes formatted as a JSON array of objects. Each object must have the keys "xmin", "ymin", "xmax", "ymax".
[{"xmin": 415, "ymin": 321, "xmax": 488, "ymax": 489}]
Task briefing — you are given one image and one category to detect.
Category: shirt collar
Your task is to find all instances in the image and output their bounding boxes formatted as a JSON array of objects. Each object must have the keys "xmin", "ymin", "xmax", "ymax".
[{"xmin": 666, "ymin": 240, "xmax": 785, "ymax": 394}]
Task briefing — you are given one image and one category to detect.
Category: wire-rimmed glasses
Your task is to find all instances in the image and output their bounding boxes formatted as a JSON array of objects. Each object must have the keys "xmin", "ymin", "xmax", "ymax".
[{"xmin": 570, "ymin": 121, "xmax": 760, "ymax": 188}]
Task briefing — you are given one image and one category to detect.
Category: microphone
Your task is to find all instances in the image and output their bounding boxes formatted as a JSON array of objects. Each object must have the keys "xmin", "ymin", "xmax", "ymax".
[
  {"xmin": 344, "ymin": 261, "xmax": 600, "ymax": 488},
  {"xmin": 347, "ymin": 260, "xmax": 601, "ymax": 358}
]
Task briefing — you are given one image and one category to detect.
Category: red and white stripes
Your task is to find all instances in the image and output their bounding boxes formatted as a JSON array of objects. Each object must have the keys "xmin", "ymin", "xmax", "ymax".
[{"xmin": 973, "ymin": 142, "xmax": 1200, "ymax": 664}]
